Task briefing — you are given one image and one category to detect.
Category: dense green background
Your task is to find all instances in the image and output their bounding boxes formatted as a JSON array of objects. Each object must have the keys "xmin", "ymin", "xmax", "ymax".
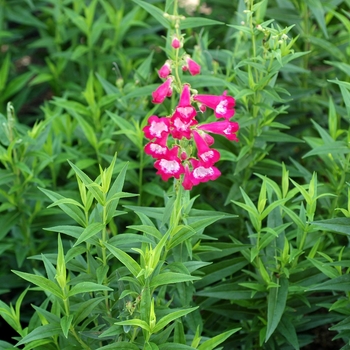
[{"xmin": 0, "ymin": 0, "xmax": 350, "ymax": 349}]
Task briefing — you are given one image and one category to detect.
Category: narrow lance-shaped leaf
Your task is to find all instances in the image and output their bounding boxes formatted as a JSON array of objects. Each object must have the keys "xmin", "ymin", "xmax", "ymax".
[
  {"xmin": 68, "ymin": 282, "xmax": 113, "ymax": 297},
  {"xmin": 74, "ymin": 222, "xmax": 105, "ymax": 246},
  {"xmin": 150, "ymin": 272, "xmax": 201, "ymax": 289},
  {"xmin": 311, "ymin": 217, "xmax": 350, "ymax": 235},
  {"xmin": 67, "ymin": 160, "xmax": 105, "ymax": 205},
  {"xmin": 60, "ymin": 315, "xmax": 73, "ymax": 338},
  {"xmin": 197, "ymin": 328, "xmax": 241, "ymax": 350},
  {"xmin": 12, "ymin": 271, "xmax": 63, "ymax": 299},
  {"xmin": 307, "ymin": 274, "xmax": 350, "ymax": 292},
  {"xmin": 153, "ymin": 307, "xmax": 198, "ymax": 333},
  {"xmin": 132, "ymin": 0, "xmax": 170, "ymax": 28},
  {"xmin": 39, "ymin": 188, "xmax": 86, "ymax": 227},
  {"xmin": 16, "ymin": 324, "xmax": 62, "ymax": 346},
  {"xmin": 114, "ymin": 319, "xmax": 150, "ymax": 332},
  {"xmin": 266, "ymin": 276, "xmax": 289, "ymax": 341},
  {"xmin": 104, "ymin": 242, "xmax": 142, "ymax": 277}
]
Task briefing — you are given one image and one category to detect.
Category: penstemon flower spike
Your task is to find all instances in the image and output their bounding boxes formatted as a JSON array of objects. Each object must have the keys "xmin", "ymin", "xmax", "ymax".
[{"xmin": 143, "ymin": 5, "xmax": 239, "ymax": 190}]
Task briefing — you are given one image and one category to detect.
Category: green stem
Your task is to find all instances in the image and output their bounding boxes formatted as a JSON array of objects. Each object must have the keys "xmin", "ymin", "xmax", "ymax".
[
  {"xmin": 101, "ymin": 202, "xmax": 111, "ymax": 316},
  {"xmin": 70, "ymin": 327, "xmax": 91, "ymax": 350},
  {"xmin": 138, "ymin": 150, "xmax": 144, "ymax": 206}
]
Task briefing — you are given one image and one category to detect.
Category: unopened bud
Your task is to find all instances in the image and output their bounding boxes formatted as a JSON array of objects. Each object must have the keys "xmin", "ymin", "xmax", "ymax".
[{"xmin": 171, "ymin": 36, "xmax": 181, "ymax": 49}]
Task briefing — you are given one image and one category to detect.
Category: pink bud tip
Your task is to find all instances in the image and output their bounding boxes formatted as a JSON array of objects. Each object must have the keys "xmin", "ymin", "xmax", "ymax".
[{"xmin": 171, "ymin": 37, "xmax": 181, "ymax": 49}]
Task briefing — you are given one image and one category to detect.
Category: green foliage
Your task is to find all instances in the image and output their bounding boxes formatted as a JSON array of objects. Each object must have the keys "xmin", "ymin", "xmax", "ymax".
[{"xmin": 0, "ymin": 0, "xmax": 350, "ymax": 349}]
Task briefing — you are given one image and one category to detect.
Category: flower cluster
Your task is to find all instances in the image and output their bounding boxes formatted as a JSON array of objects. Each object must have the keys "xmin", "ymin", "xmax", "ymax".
[{"xmin": 143, "ymin": 36, "xmax": 239, "ymax": 190}]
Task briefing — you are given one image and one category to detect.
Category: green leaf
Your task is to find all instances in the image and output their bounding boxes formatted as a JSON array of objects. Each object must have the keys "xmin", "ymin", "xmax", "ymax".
[
  {"xmin": 153, "ymin": 307, "xmax": 198, "ymax": 333},
  {"xmin": 6, "ymin": 6, "xmax": 47, "ymax": 29},
  {"xmin": 68, "ymin": 161, "xmax": 105, "ymax": 204},
  {"xmin": 159, "ymin": 345, "xmax": 196, "ymax": 350},
  {"xmin": 68, "ymin": 282, "xmax": 113, "ymax": 297},
  {"xmin": 12, "ymin": 271, "xmax": 63, "ymax": 299},
  {"xmin": 132, "ymin": 0, "xmax": 170, "ymax": 28},
  {"xmin": 63, "ymin": 7, "xmax": 89, "ymax": 34},
  {"xmin": 97, "ymin": 342, "xmax": 140, "ymax": 350},
  {"xmin": 180, "ymin": 17, "xmax": 225, "ymax": 29},
  {"xmin": 1, "ymin": 71, "xmax": 35, "ymax": 100},
  {"xmin": 278, "ymin": 316, "xmax": 299, "ymax": 350},
  {"xmin": 107, "ymin": 111, "xmax": 140, "ymax": 148},
  {"xmin": 74, "ymin": 222, "xmax": 105, "ymax": 246},
  {"xmin": 329, "ymin": 79, "xmax": 350, "ymax": 117},
  {"xmin": 44, "ymin": 225, "xmax": 86, "ymax": 240},
  {"xmin": 170, "ymin": 215, "xmax": 226, "ymax": 249},
  {"xmin": 194, "ymin": 258, "xmax": 248, "ymax": 289},
  {"xmin": 195, "ymin": 283, "xmax": 264, "ymax": 300},
  {"xmin": 39, "ymin": 188, "xmax": 86, "ymax": 227},
  {"xmin": 302, "ymin": 141, "xmax": 350, "ymax": 158},
  {"xmin": 308, "ymin": 274, "xmax": 350, "ymax": 292},
  {"xmin": 305, "ymin": 0, "xmax": 328, "ymax": 38},
  {"xmin": 16, "ymin": 324, "xmax": 61, "ymax": 346},
  {"xmin": 0, "ymin": 53, "xmax": 10, "ymax": 91},
  {"xmin": 135, "ymin": 51, "xmax": 154, "ymax": 82},
  {"xmin": 107, "ymin": 162, "xmax": 129, "ymax": 201},
  {"xmin": 150, "ymin": 273, "xmax": 200, "ymax": 289},
  {"xmin": 0, "ymin": 211, "xmax": 20, "ymax": 240},
  {"xmin": 71, "ymin": 111, "xmax": 99, "ymax": 150},
  {"xmin": 312, "ymin": 218, "xmax": 350, "ymax": 235},
  {"xmin": 60, "ymin": 315, "xmax": 73, "ymax": 338},
  {"xmin": 73, "ymin": 297, "xmax": 105, "ymax": 325},
  {"xmin": 266, "ymin": 277, "xmax": 289, "ymax": 341},
  {"xmin": 105, "ymin": 243, "xmax": 142, "ymax": 277},
  {"xmin": 307, "ymin": 258, "xmax": 339, "ymax": 279},
  {"xmin": 0, "ymin": 340, "xmax": 17, "ymax": 349},
  {"xmin": 197, "ymin": 328, "xmax": 241, "ymax": 350},
  {"xmin": 145, "ymin": 342, "xmax": 159, "ymax": 350},
  {"xmin": 127, "ymin": 224, "xmax": 162, "ymax": 240},
  {"xmin": 114, "ymin": 319, "xmax": 150, "ymax": 332}
]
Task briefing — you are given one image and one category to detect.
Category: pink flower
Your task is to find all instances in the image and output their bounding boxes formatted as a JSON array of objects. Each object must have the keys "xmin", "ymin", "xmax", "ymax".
[
  {"xmin": 143, "ymin": 115, "xmax": 170, "ymax": 140},
  {"xmin": 189, "ymin": 158, "xmax": 221, "ymax": 186},
  {"xmin": 193, "ymin": 131, "xmax": 220, "ymax": 166},
  {"xmin": 172, "ymin": 36, "xmax": 181, "ymax": 49},
  {"xmin": 144, "ymin": 134, "xmax": 170, "ymax": 159},
  {"xmin": 152, "ymin": 78, "xmax": 172, "ymax": 104},
  {"xmin": 193, "ymin": 91, "xmax": 235, "ymax": 119},
  {"xmin": 182, "ymin": 165, "xmax": 193, "ymax": 190},
  {"xmin": 170, "ymin": 114, "xmax": 197, "ymax": 140},
  {"xmin": 154, "ymin": 146, "xmax": 184, "ymax": 181},
  {"xmin": 185, "ymin": 57, "xmax": 201, "ymax": 76},
  {"xmin": 158, "ymin": 61, "xmax": 171, "ymax": 79},
  {"xmin": 173, "ymin": 84, "xmax": 196, "ymax": 122},
  {"xmin": 197, "ymin": 120, "xmax": 239, "ymax": 141}
]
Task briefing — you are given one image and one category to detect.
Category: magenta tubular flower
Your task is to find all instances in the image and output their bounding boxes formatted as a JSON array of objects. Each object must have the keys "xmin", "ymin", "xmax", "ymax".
[
  {"xmin": 154, "ymin": 146, "xmax": 184, "ymax": 181},
  {"xmin": 158, "ymin": 62, "xmax": 171, "ymax": 79},
  {"xmin": 193, "ymin": 91, "xmax": 235, "ymax": 119},
  {"xmin": 193, "ymin": 131, "xmax": 220, "ymax": 166},
  {"xmin": 144, "ymin": 134, "xmax": 170, "ymax": 159},
  {"xmin": 173, "ymin": 84, "xmax": 196, "ymax": 122},
  {"xmin": 170, "ymin": 114, "xmax": 197, "ymax": 140},
  {"xmin": 171, "ymin": 36, "xmax": 181, "ymax": 49},
  {"xmin": 197, "ymin": 120, "xmax": 239, "ymax": 141},
  {"xmin": 189, "ymin": 158, "xmax": 221, "ymax": 186},
  {"xmin": 143, "ymin": 115, "xmax": 170, "ymax": 140},
  {"xmin": 182, "ymin": 165, "xmax": 194, "ymax": 190},
  {"xmin": 152, "ymin": 78, "xmax": 172, "ymax": 104},
  {"xmin": 186, "ymin": 57, "xmax": 201, "ymax": 76}
]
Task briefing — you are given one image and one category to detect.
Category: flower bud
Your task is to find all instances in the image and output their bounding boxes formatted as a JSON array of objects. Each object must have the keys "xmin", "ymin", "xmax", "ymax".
[
  {"xmin": 171, "ymin": 36, "xmax": 181, "ymax": 49},
  {"xmin": 158, "ymin": 61, "xmax": 171, "ymax": 79}
]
